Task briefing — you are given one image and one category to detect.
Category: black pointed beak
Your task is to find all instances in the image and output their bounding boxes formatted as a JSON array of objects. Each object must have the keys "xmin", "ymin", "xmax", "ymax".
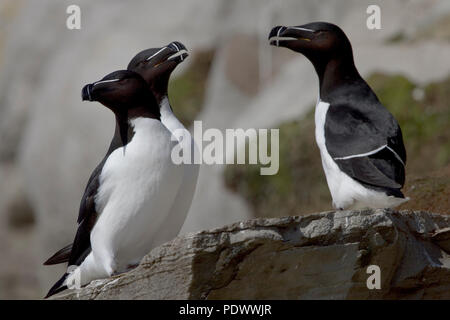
[
  {"xmin": 81, "ymin": 84, "xmax": 93, "ymax": 101},
  {"xmin": 268, "ymin": 26, "xmax": 287, "ymax": 45},
  {"xmin": 168, "ymin": 41, "xmax": 186, "ymax": 52},
  {"xmin": 269, "ymin": 25, "xmax": 314, "ymax": 47},
  {"xmin": 167, "ymin": 41, "xmax": 189, "ymax": 63}
]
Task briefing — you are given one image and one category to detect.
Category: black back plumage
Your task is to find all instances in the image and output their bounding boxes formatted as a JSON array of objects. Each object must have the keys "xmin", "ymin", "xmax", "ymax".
[{"xmin": 323, "ymin": 79, "xmax": 406, "ymax": 196}]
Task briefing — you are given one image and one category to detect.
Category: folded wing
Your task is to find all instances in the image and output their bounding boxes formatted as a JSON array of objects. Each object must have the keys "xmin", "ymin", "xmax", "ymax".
[{"xmin": 325, "ymin": 102, "xmax": 406, "ymax": 192}]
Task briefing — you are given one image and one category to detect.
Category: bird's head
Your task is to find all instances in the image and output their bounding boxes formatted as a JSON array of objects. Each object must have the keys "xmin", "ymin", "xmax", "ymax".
[
  {"xmin": 81, "ymin": 69, "xmax": 160, "ymax": 121},
  {"xmin": 82, "ymin": 70, "xmax": 160, "ymax": 146},
  {"xmin": 127, "ymin": 41, "xmax": 188, "ymax": 102},
  {"xmin": 269, "ymin": 22, "xmax": 352, "ymax": 64}
]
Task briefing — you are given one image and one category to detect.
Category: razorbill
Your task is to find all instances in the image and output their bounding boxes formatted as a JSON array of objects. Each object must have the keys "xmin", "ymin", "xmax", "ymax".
[
  {"xmin": 127, "ymin": 41, "xmax": 199, "ymax": 245},
  {"xmin": 269, "ymin": 22, "xmax": 409, "ymax": 210},
  {"xmin": 44, "ymin": 70, "xmax": 183, "ymax": 298}
]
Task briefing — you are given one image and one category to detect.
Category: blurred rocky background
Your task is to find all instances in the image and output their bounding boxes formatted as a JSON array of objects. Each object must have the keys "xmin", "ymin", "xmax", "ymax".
[{"xmin": 0, "ymin": 0, "xmax": 449, "ymax": 299}]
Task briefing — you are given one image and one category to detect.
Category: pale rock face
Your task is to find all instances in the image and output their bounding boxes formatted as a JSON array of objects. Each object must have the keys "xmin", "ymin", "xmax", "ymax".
[{"xmin": 52, "ymin": 210, "xmax": 450, "ymax": 300}]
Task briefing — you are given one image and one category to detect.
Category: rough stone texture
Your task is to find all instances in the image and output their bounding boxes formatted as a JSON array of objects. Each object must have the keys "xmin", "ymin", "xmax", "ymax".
[{"xmin": 53, "ymin": 209, "xmax": 450, "ymax": 300}]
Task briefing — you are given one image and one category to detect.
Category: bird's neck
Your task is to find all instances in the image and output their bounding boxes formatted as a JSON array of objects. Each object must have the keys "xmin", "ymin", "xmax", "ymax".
[
  {"xmin": 112, "ymin": 118, "xmax": 135, "ymax": 148},
  {"xmin": 151, "ymin": 79, "xmax": 170, "ymax": 104},
  {"xmin": 126, "ymin": 104, "xmax": 161, "ymax": 120},
  {"xmin": 110, "ymin": 104, "xmax": 160, "ymax": 148},
  {"xmin": 314, "ymin": 55, "xmax": 362, "ymax": 101},
  {"xmin": 159, "ymin": 95, "xmax": 174, "ymax": 115}
]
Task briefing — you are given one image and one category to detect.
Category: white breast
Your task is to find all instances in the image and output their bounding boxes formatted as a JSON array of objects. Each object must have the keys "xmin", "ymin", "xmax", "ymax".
[
  {"xmin": 91, "ymin": 117, "xmax": 183, "ymax": 271},
  {"xmin": 152, "ymin": 97, "xmax": 200, "ymax": 245},
  {"xmin": 315, "ymin": 100, "xmax": 347, "ymax": 208}
]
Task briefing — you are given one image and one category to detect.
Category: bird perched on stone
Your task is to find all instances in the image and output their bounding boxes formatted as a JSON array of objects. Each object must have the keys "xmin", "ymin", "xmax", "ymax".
[
  {"xmin": 128, "ymin": 41, "xmax": 199, "ymax": 245},
  {"xmin": 44, "ymin": 70, "xmax": 183, "ymax": 298},
  {"xmin": 269, "ymin": 22, "xmax": 408, "ymax": 210}
]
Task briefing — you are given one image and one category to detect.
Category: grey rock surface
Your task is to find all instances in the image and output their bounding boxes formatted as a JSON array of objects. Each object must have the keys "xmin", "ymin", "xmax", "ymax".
[{"xmin": 53, "ymin": 209, "xmax": 450, "ymax": 300}]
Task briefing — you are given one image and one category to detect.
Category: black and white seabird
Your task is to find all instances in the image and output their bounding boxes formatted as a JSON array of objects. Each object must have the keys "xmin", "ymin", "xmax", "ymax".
[
  {"xmin": 44, "ymin": 70, "xmax": 183, "ymax": 297},
  {"xmin": 127, "ymin": 41, "xmax": 199, "ymax": 244},
  {"xmin": 269, "ymin": 22, "xmax": 409, "ymax": 210}
]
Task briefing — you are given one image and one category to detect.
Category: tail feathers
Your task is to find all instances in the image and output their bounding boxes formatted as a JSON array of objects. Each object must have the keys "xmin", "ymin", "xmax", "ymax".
[
  {"xmin": 44, "ymin": 273, "xmax": 69, "ymax": 299},
  {"xmin": 388, "ymin": 196, "xmax": 410, "ymax": 208},
  {"xmin": 43, "ymin": 244, "xmax": 72, "ymax": 265}
]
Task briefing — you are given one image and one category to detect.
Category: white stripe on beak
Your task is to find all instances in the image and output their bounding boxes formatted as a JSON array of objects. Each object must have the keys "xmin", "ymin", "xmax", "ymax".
[
  {"xmin": 276, "ymin": 27, "xmax": 283, "ymax": 47},
  {"xmin": 168, "ymin": 49, "xmax": 188, "ymax": 61},
  {"xmin": 172, "ymin": 42, "xmax": 180, "ymax": 51},
  {"xmin": 92, "ymin": 78, "xmax": 121, "ymax": 87},
  {"xmin": 269, "ymin": 26, "xmax": 309, "ymax": 46},
  {"xmin": 170, "ymin": 43, "xmax": 185, "ymax": 61}
]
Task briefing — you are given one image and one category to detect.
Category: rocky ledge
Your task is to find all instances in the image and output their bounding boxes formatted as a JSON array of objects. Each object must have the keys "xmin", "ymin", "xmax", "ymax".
[{"xmin": 52, "ymin": 209, "xmax": 450, "ymax": 300}]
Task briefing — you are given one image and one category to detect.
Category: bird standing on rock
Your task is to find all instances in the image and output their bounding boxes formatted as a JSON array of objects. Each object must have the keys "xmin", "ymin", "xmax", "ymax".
[
  {"xmin": 128, "ymin": 41, "xmax": 199, "ymax": 245},
  {"xmin": 269, "ymin": 22, "xmax": 409, "ymax": 210},
  {"xmin": 44, "ymin": 70, "xmax": 183, "ymax": 298}
]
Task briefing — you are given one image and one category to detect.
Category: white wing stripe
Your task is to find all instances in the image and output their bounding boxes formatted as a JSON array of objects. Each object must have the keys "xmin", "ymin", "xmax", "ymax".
[
  {"xmin": 386, "ymin": 146, "xmax": 406, "ymax": 167},
  {"xmin": 333, "ymin": 145, "xmax": 387, "ymax": 160},
  {"xmin": 333, "ymin": 144, "xmax": 405, "ymax": 167}
]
